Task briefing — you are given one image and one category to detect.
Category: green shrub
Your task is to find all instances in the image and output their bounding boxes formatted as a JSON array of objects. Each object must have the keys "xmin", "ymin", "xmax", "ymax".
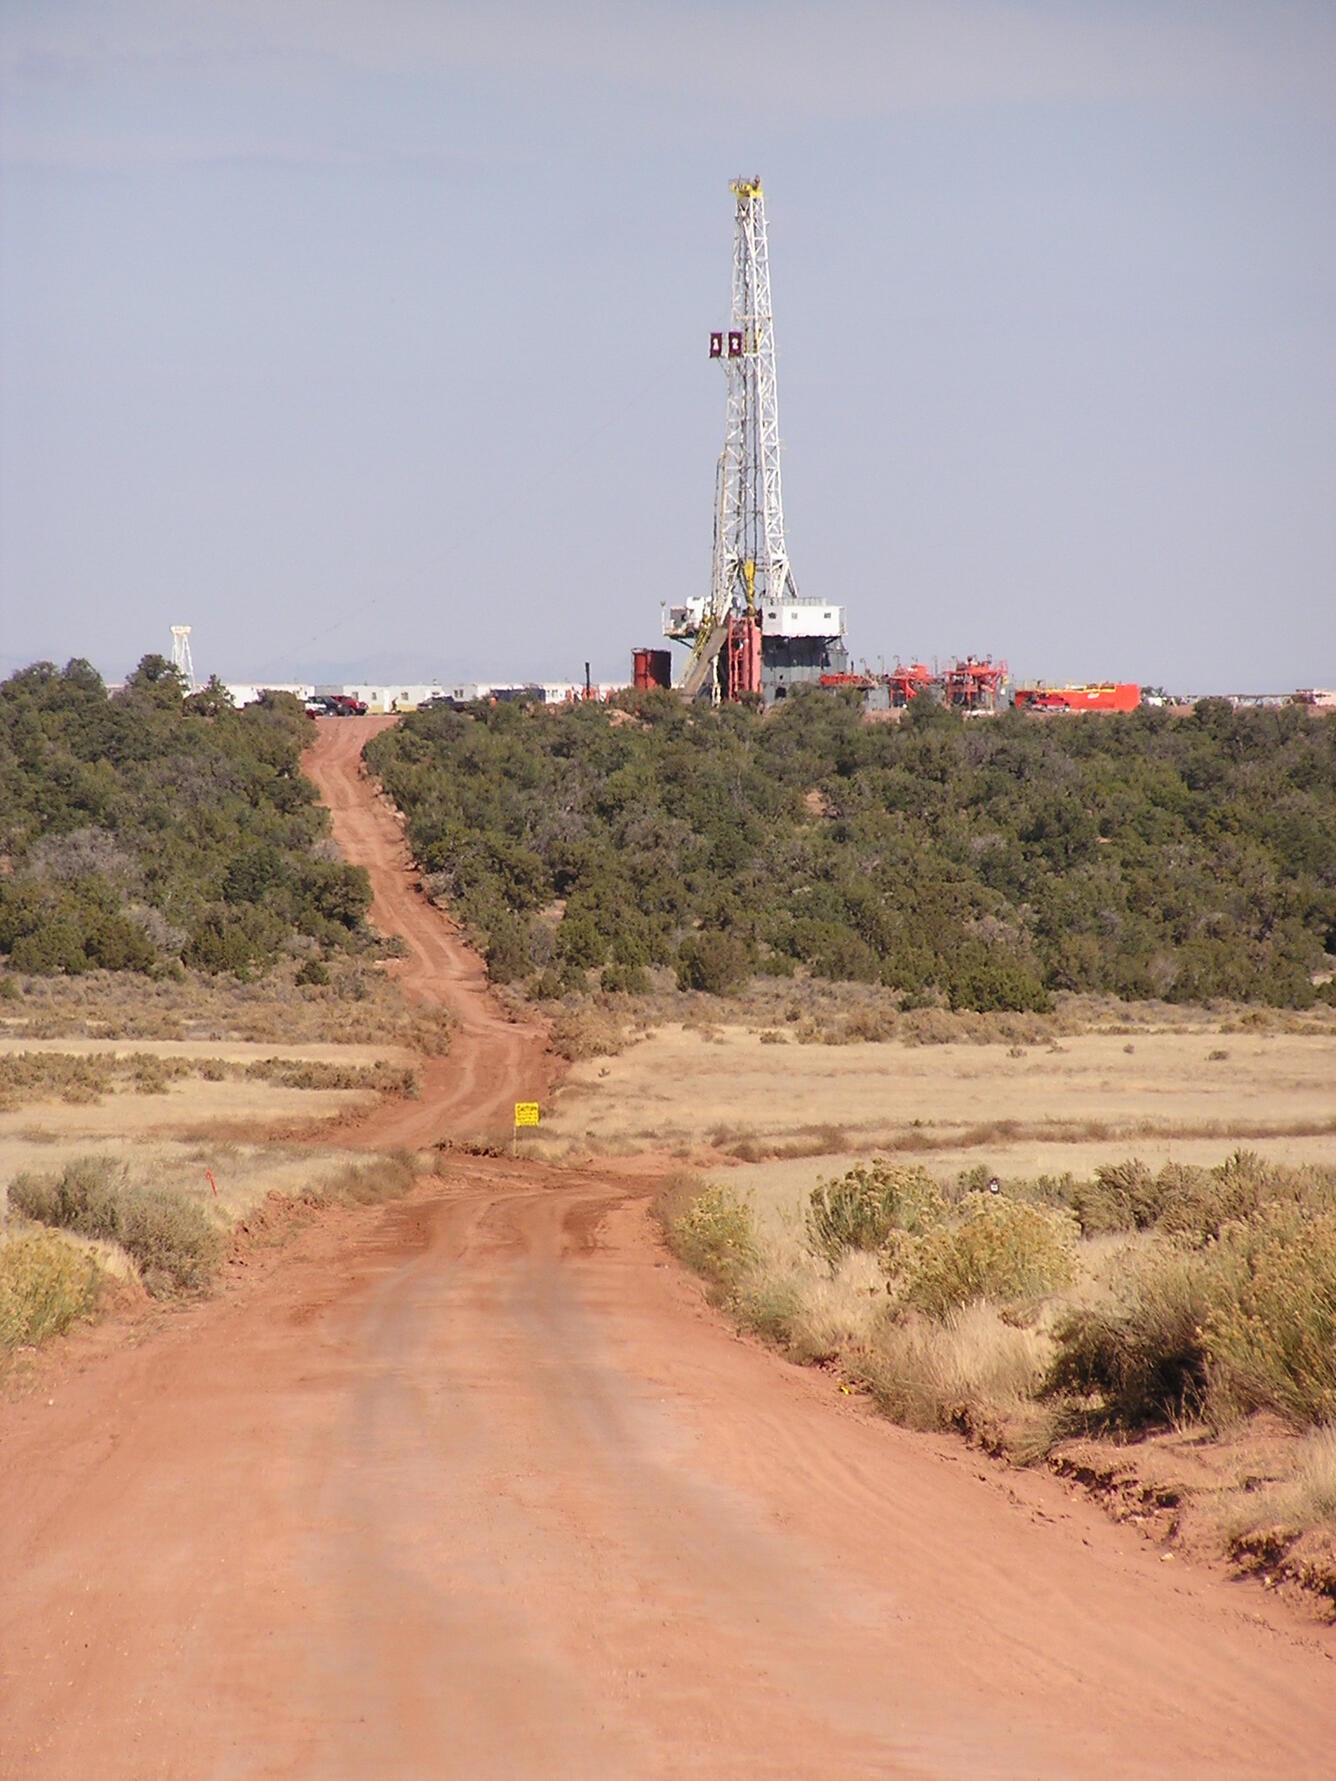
[
  {"xmin": 906, "ymin": 1197, "xmax": 1077, "ymax": 1316},
  {"xmin": 806, "ymin": 1161, "xmax": 944, "ymax": 1269},
  {"xmin": 9, "ymin": 1156, "xmax": 220, "ymax": 1295},
  {"xmin": 485, "ymin": 916, "xmax": 532, "ymax": 983},
  {"xmin": 669, "ymin": 1185, "xmax": 758, "ymax": 1292},
  {"xmin": 0, "ymin": 1233, "xmax": 101, "ymax": 1348},
  {"xmin": 1069, "ymin": 1158, "xmax": 1160, "ymax": 1236},
  {"xmin": 1045, "ymin": 1251, "xmax": 1212, "ymax": 1429},
  {"xmin": 676, "ymin": 930, "xmax": 751, "ymax": 995},
  {"xmin": 295, "ymin": 957, "xmax": 329, "ymax": 986},
  {"xmin": 1204, "ymin": 1206, "xmax": 1336, "ymax": 1428},
  {"xmin": 600, "ymin": 962, "xmax": 650, "ymax": 994}
]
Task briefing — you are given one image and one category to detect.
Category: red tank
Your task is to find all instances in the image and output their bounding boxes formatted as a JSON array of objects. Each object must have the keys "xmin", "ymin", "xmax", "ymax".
[{"xmin": 632, "ymin": 648, "xmax": 673, "ymax": 692}]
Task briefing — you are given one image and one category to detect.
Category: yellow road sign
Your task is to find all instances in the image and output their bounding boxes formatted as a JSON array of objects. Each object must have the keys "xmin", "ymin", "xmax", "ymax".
[{"xmin": 514, "ymin": 1102, "xmax": 540, "ymax": 1128}]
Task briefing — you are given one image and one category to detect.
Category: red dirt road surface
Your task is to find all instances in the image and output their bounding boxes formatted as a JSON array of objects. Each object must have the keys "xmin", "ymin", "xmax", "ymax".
[
  {"xmin": 301, "ymin": 715, "xmax": 556, "ymax": 1144},
  {"xmin": 3, "ymin": 718, "xmax": 1334, "ymax": 1778}
]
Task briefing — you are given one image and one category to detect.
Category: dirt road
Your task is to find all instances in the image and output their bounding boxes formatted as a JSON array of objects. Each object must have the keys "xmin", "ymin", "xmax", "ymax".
[
  {"xmin": 3, "ymin": 715, "xmax": 1334, "ymax": 1778},
  {"xmin": 300, "ymin": 716, "xmax": 555, "ymax": 1145},
  {"xmin": 4, "ymin": 1160, "xmax": 1334, "ymax": 1779}
]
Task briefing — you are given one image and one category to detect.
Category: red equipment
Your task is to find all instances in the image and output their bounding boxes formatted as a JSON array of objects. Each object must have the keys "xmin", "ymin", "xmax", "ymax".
[
  {"xmin": 941, "ymin": 656, "xmax": 1009, "ymax": 711},
  {"xmin": 885, "ymin": 661, "xmax": 933, "ymax": 706},
  {"xmin": 724, "ymin": 616, "xmax": 762, "ymax": 701},
  {"xmin": 632, "ymin": 647, "xmax": 673, "ymax": 692},
  {"xmin": 1013, "ymin": 682, "xmax": 1140, "ymax": 713}
]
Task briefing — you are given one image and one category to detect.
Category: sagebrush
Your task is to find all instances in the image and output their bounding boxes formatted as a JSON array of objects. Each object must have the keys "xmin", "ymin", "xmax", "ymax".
[{"xmin": 10, "ymin": 1156, "xmax": 221, "ymax": 1295}]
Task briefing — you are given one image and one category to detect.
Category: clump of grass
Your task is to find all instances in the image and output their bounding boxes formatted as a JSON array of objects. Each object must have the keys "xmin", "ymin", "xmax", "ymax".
[
  {"xmin": 860, "ymin": 1302, "xmax": 1050, "ymax": 1438},
  {"xmin": 903, "ymin": 1197, "xmax": 1078, "ymax": 1316},
  {"xmin": 1044, "ymin": 1247, "xmax": 1212, "ymax": 1430},
  {"xmin": 806, "ymin": 1160, "xmax": 944, "ymax": 1269},
  {"xmin": 1204, "ymin": 1205, "xmax": 1336, "ymax": 1428},
  {"xmin": 1228, "ymin": 1425, "xmax": 1336, "ymax": 1537},
  {"xmin": 549, "ymin": 1004, "xmax": 629, "ymax": 1061},
  {"xmin": 9, "ymin": 1156, "xmax": 220, "ymax": 1295},
  {"xmin": 668, "ymin": 1184, "xmax": 758, "ymax": 1292},
  {"xmin": 723, "ymin": 1123, "xmax": 850, "ymax": 1164},
  {"xmin": 317, "ymin": 1150, "xmax": 418, "ymax": 1205},
  {"xmin": 659, "ymin": 1176, "xmax": 807, "ymax": 1345},
  {"xmin": 0, "ymin": 1232, "xmax": 102, "ymax": 1348},
  {"xmin": 732, "ymin": 1274, "xmax": 805, "ymax": 1344}
]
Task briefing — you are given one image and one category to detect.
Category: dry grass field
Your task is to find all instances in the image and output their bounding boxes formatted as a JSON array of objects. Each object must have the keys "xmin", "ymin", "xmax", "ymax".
[
  {"xmin": 0, "ymin": 1037, "xmax": 418, "ymax": 1170},
  {"xmin": 0, "ymin": 963, "xmax": 451, "ymax": 1052},
  {"xmin": 537, "ymin": 1012, "xmax": 1336, "ymax": 1177},
  {"xmin": 0, "ymin": 974, "xmax": 432, "ymax": 1358}
]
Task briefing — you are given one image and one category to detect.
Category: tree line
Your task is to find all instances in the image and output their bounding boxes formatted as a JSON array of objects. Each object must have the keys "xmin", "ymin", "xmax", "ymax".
[
  {"xmin": 365, "ymin": 689, "xmax": 1336, "ymax": 1011},
  {"xmin": 0, "ymin": 658, "xmax": 371, "ymax": 978}
]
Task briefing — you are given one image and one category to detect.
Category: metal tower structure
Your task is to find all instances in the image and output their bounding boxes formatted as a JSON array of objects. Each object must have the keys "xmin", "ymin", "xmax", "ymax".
[
  {"xmin": 170, "ymin": 625, "xmax": 196, "ymax": 692},
  {"xmin": 713, "ymin": 176, "xmax": 795, "ymax": 627},
  {"xmin": 664, "ymin": 177, "xmax": 847, "ymax": 702}
]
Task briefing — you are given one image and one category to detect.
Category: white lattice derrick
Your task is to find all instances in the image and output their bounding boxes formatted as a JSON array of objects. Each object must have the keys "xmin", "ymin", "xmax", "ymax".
[
  {"xmin": 670, "ymin": 176, "xmax": 844, "ymax": 691},
  {"xmin": 170, "ymin": 625, "xmax": 196, "ymax": 692},
  {"xmin": 710, "ymin": 177, "xmax": 795, "ymax": 633}
]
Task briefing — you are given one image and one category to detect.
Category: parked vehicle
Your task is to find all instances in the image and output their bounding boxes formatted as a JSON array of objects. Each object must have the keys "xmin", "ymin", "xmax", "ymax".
[{"xmin": 307, "ymin": 693, "xmax": 369, "ymax": 717}]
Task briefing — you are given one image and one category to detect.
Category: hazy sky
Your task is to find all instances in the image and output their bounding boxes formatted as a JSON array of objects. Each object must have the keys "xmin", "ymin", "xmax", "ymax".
[{"xmin": 2, "ymin": 2, "xmax": 1333, "ymax": 691}]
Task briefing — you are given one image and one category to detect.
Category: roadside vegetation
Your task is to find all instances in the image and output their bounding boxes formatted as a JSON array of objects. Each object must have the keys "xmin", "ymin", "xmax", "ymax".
[
  {"xmin": 661, "ymin": 1151, "xmax": 1336, "ymax": 1590},
  {"xmin": 367, "ymin": 690, "xmax": 1336, "ymax": 1014},
  {"xmin": 0, "ymin": 657, "xmax": 374, "ymax": 979},
  {"xmin": 0, "ymin": 1049, "xmax": 418, "ymax": 1113},
  {"xmin": 0, "ymin": 1230, "xmax": 101, "ymax": 1349},
  {"xmin": 0, "ymin": 962, "xmax": 452, "ymax": 1053},
  {"xmin": 1, "ymin": 1147, "xmax": 423, "ymax": 1355},
  {"xmin": 664, "ymin": 1150, "xmax": 1336, "ymax": 1444}
]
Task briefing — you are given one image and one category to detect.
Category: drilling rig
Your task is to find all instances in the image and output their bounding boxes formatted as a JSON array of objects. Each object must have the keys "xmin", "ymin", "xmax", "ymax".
[{"xmin": 662, "ymin": 178, "xmax": 848, "ymax": 704}]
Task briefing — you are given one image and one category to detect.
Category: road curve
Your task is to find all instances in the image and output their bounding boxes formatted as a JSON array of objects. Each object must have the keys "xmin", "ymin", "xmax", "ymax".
[{"xmin": 301, "ymin": 715, "xmax": 556, "ymax": 1143}]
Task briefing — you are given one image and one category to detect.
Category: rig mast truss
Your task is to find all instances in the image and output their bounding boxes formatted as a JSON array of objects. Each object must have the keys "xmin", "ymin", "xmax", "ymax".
[
  {"xmin": 664, "ymin": 176, "xmax": 845, "ymax": 702},
  {"xmin": 170, "ymin": 625, "xmax": 196, "ymax": 692},
  {"xmin": 713, "ymin": 176, "xmax": 795, "ymax": 624}
]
